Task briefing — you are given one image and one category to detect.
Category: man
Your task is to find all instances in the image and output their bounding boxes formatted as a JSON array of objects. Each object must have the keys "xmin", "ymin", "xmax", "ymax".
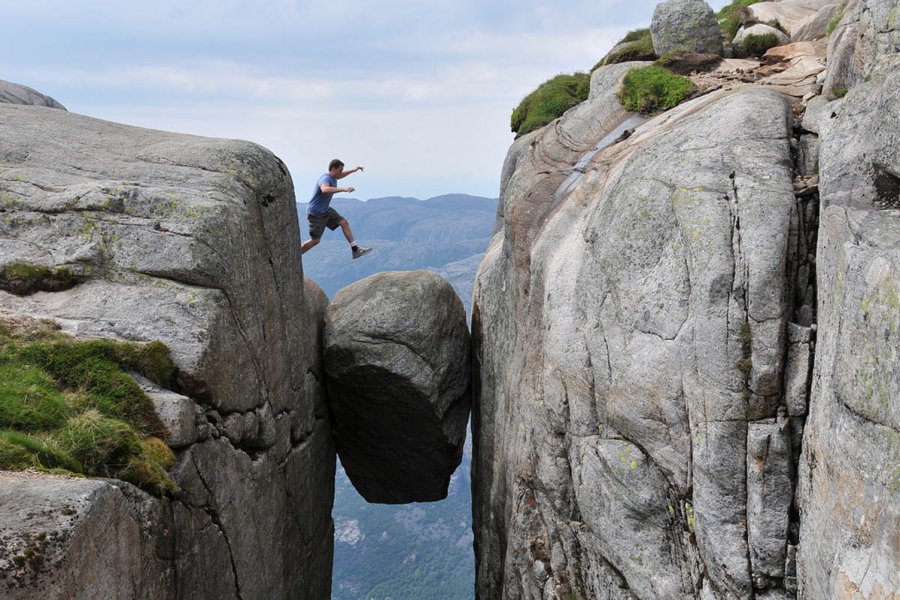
[{"xmin": 300, "ymin": 159, "xmax": 372, "ymax": 259}]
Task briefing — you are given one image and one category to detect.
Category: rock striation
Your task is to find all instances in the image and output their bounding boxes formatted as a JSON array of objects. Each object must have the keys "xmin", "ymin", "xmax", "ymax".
[
  {"xmin": 324, "ymin": 270, "xmax": 470, "ymax": 504},
  {"xmin": 0, "ymin": 103, "xmax": 334, "ymax": 599},
  {"xmin": 471, "ymin": 0, "xmax": 898, "ymax": 597}
]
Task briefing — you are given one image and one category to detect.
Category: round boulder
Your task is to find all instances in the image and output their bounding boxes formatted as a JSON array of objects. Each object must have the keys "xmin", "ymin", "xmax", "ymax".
[
  {"xmin": 651, "ymin": 0, "xmax": 724, "ymax": 57},
  {"xmin": 323, "ymin": 270, "xmax": 471, "ymax": 504}
]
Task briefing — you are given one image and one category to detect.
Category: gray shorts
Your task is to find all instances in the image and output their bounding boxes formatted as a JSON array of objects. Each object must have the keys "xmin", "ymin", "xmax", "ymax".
[{"xmin": 308, "ymin": 208, "xmax": 344, "ymax": 239}]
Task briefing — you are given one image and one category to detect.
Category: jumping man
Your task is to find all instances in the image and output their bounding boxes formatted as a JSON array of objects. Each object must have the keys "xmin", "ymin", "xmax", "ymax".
[{"xmin": 300, "ymin": 159, "xmax": 372, "ymax": 259}]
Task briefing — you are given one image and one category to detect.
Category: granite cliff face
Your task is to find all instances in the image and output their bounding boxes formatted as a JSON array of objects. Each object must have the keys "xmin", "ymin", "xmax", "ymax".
[
  {"xmin": 471, "ymin": 0, "xmax": 898, "ymax": 598},
  {"xmin": 0, "ymin": 102, "xmax": 334, "ymax": 598}
]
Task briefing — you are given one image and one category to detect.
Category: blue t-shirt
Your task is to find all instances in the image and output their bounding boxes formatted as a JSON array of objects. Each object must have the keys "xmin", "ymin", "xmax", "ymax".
[{"xmin": 308, "ymin": 174, "xmax": 337, "ymax": 215}]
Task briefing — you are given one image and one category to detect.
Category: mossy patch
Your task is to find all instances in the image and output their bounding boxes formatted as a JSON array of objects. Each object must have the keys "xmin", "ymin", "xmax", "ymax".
[
  {"xmin": 740, "ymin": 32, "xmax": 780, "ymax": 56},
  {"xmin": 617, "ymin": 66, "xmax": 696, "ymax": 113},
  {"xmin": 0, "ymin": 263, "xmax": 83, "ymax": 296},
  {"xmin": 829, "ymin": 86, "xmax": 849, "ymax": 100},
  {"xmin": 827, "ymin": 1, "xmax": 848, "ymax": 35},
  {"xmin": 510, "ymin": 72, "xmax": 591, "ymax": 137},
  {"xmin": 593, "ymin": 29, "xmax": 656, "ymax": 70},
  {"xmin": 0, "ymin": 321, "xmax": 178, "ymax": 496}
]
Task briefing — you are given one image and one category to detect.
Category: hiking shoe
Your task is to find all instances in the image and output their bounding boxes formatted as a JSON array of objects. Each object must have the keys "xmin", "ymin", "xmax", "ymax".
[{"xmin": 352, "ymin": 246, "xmax": 372, "ymax": 259}]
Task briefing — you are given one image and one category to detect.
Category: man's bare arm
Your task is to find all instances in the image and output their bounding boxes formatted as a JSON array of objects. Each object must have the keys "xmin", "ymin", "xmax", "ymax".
[
  {"xmin": 335, "ymin": 166, "xmax": 364, "ymax": 179},
  {"xmin": 320, "ymin": 184, "xmax": 355, "ymax": 194}
]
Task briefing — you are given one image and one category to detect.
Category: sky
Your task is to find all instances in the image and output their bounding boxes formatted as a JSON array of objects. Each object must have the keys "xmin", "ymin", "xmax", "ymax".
[{"xmin": 2, "ymin": 0, "xmax": 727, "ymax": 201}]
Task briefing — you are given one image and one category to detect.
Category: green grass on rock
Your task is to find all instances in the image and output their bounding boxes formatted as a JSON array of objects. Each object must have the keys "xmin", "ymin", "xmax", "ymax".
[
  {"xmin": 740, "ymin": 32, "xmax": 780, "ymax": 57},
  {"xmin": 593, "ymin": 29, "xmax": 656, "ymax": 69},
  {"xmin": 0, "ymin": 320, "xmax": 178, "ymax": 496},
  {"xmin": 511, "ymin": 72, "xmax": 591, "ymax": 137},
  {"xmin": 617, "ymin": 66, "xmax": 696, "ymax": 113},
  {"xmin": 0, "ymin": 263, "xmax": 83, "ymax": 296}
]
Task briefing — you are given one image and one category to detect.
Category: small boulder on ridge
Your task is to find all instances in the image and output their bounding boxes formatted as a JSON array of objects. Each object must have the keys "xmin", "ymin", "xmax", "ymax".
[{"xmin": 651, "ymin": 0, "xmax": 724, "ymax": 57}]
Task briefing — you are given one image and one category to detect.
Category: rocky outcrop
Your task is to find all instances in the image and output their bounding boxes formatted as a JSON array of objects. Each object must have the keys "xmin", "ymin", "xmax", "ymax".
[
  {"xmin": 746, "ymin": 0, "xmax": 833, "ymax": 40},
  {"xmin": 0, "ymin": 472, "xmax": 171, "ymax": 599},
  {"xmin": 796, "ymin": 3, "xmax": 900, "ymax": 596},
  {"xmin": 474, "ymin": 61, "xmax": 803, "ymax": 598},
  {"xmin": 650, "ymin": 0, "xmax": 723, "ymax": 57},
  {"xmin": 821, "ymin": 0, "xmax": 900, "ymax": 97},
  {"xmin": 0, "ymin": 103, "xmax": 334, "ymax": 598},
  {"xmin": 0, "ymin": 79, "xmax": 65, "ymax": 109},
  {"xmin": 324, "ymin": 270, "xmax": 470, "ymax": 503},
  {"xmin": 794, "ymin": 1, "xmax": 845, "ymax": 42},
  {"xmin": 471, "ymin": 0, "xmax": 898, "ymax": 597}
]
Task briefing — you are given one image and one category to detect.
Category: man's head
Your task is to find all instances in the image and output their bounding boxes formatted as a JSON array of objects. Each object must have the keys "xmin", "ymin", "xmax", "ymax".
[{"xmin": 328, "ymin": 159, "xmax": 344, "ymax": 176}]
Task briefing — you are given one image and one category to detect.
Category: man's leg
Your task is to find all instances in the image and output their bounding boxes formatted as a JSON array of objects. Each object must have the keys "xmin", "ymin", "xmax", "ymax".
[
  {"xmin": 300, "ymin": 238, "xmax": 320, "ymax": 254},
  {"xmin": 338, "ymin": 219, "xmax": 355, "ymax": 245},
  {"xmin": 339, "ymin": 218, "xmax": 372, "ymax": 259}
]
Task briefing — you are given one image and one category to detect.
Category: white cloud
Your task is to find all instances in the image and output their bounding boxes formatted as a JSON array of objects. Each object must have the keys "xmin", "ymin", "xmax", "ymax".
[{"xmin": 3, "ymin": 0, "xmax": 726, "ymax": 200}]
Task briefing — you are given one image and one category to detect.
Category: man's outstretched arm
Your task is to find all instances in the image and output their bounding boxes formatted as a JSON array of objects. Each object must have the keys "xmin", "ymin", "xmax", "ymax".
[{"xmin": 335, "ymin": 166, "xmax": 364, "ymax": 179}]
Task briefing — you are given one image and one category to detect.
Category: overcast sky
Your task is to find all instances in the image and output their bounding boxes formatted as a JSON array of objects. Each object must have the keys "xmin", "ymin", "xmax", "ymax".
[{"xmin": 2, "ymin": 0, "xmax": 727, "ymax": 201}]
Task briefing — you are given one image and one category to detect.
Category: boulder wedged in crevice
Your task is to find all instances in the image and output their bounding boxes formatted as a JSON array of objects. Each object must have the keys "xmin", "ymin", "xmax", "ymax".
[{"xmin": 323, "ymin": 270, "xmax": 471, "ymax": 504}]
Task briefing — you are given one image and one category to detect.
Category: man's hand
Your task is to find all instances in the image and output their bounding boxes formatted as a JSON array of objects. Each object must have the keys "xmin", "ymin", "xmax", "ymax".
[
  {"xmin": 354, "ymin": 166, "xmax": 364, "ymax": 173},
  {"xmin": 345, "ymin": 187, "xmax": 355, "ymax": 193}
]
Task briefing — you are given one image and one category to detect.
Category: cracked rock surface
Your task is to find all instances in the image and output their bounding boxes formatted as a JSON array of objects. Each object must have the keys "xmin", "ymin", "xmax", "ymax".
[
  {"xmin": 324, "ymin": 270, "xmax": 471, "ymax": 503},
  {"xmin": 797, "ymin": 3, "xmax": 900, "ymax": 595},
  {"xmin": 0, "ymin": 103, "xmax": 334, "ymax": 599},
  {"xmin": 473, "ymin": 61, "xmax": 810, "ymax": 600},
  {"xmin": 472, "ymin": 1, "xmax": 899, "ymax": 597}
]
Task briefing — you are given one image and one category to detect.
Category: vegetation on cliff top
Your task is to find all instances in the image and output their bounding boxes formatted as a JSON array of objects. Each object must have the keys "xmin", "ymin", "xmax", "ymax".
[
  {"xmin": 0, "ymin": 319, "xmax": 177, "ymax": 495},
  {"xmin": 510, "ymin": 72, "xmax": 590, "ymax": 137},
  {"xmin": 593, "ymin": 28, "xmax": 656, "ymax": 70},
  {"xmin": 616, "ymin": 66, "xmax": 696, "ymax": 113},
  {"xmin": 717, "ymin": 0, "xmax": 766, "ymax": 43}
]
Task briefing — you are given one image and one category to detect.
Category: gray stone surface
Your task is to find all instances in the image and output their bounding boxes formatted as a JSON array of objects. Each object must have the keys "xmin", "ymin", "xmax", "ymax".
[
  {"xmin": 822, "ymin": 0, "xmax": 900, "ymax": 98},
  {"xmin": 797, "ymin": 35, "xmax": 900, "ymax": 598},
  {"xmin": 746, "ymin": 0, "xmax": 832, "ymax": 39},
  {"xmin": 472, "ymin": 78, "xmax": 805, "ymax": 598},
  {"xmin": 793, "ymin": 1, "xmax": 845, "ymax": 41},
  {"xmin": 0, "ymin": 79, "xmax": 65, "ymax": 109},
  {"xmin": 651, "ymin": 0, "xmax": 723, "ymax": 56},
  {"xmin": 324, "ymin": 270, "xmax": 470, "ymax": 503},
  {"xmin": 797, "ymin": 134, "xmax": 820, "ymax": 176},
  {"xmin": 733, "ymin": 24, "xmax": 790, "ymax": 58},
  {"xmin": 0, "ymin": 105, "xmax": 334, "ymax": 598},
  {"xmin": 747, "ymin": 417, "xmax": 793, "ymax": 583},
  {"xmin": 132, "ymin": 373, "xmax": 200, "ymax": 448},
  {"xmin": 0, "ymin": 472, "xmax": 170, "ymax": 599},
  {"xmin": 783, "ymin": 335, "xmax": 812, "ymax": 416}
]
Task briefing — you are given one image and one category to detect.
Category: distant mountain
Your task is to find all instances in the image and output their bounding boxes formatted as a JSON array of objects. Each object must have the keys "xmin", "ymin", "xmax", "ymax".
[
  {"xmin": 297, "ymin": 194, "xmax": 497, "ymax": 600},
  {"xmin": 297, "ymin": 194, "xmax": 498, "ymax": 314}
]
